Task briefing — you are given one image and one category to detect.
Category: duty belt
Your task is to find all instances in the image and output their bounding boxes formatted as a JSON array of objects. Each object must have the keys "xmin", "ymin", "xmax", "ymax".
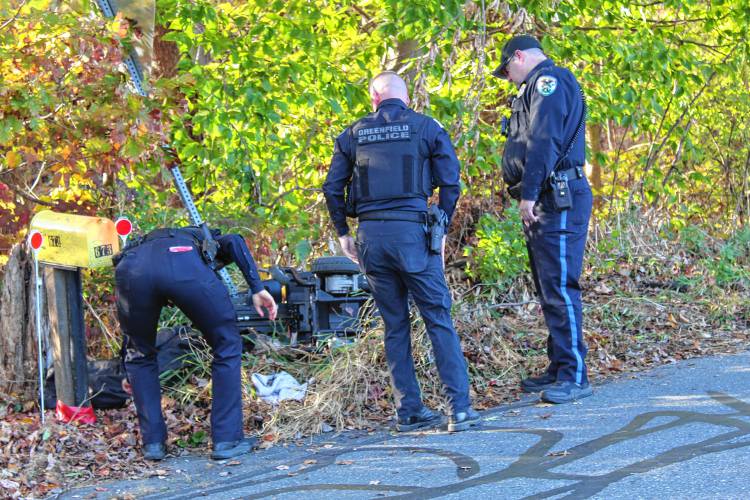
[
  {"xmin": 123, "ymin": 229, "xmax": 191, "ymax": 250},
  {"xmin": 113, "ymin": 228, "xmax": 198, "ymax": 266},
  {"xmin": 554, "ymin": 165, "xmax": 585, "ymax": 181},
  {"xmin": 358, "ymin": 210, "xmax": 427, "ymax": 223},
  {"xmin": 145, "ymin": 228, "xmax": 197, "ymax": 242}
]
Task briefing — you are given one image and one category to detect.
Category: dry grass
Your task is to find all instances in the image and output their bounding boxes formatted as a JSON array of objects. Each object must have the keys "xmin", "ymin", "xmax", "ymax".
[
  {"xmin": 2, "ymin": 214, "xmax": 749, "ymax": 498},
  {"xmin": 228, "ymin": 213, "xmax": 750, "ymax": 443},
  {"xmin": 239, "ymin": 281, "xmax": 748, "ymax": 444}
]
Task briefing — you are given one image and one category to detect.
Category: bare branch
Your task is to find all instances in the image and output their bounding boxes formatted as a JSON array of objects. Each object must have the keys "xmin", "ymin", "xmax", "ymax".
[
  {"xmin": 5, "ymin": 184, "xmax": 56, "ymax": 207},
  {"xmin": 262, "ymin": 186, "xmax": 322, "ymax": 210},
  {"xmin": 0, "ymin": 0, "xmax": 28, "ymax": 32}
]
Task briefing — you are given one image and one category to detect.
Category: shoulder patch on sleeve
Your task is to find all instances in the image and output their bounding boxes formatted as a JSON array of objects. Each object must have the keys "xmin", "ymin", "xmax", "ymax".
[
  {"xmin": 432, "ymin": 118, "xmax": 446, "ymax": 130},
  {"xmin": 536, "ymin": 75, "xmax": 558, "ymax": 97}
]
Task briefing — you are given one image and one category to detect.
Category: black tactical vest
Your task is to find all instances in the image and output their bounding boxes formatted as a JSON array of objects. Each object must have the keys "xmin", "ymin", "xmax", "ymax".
[{"xmin": 349, "ymin": 109, "xmax": 432, "ymax": 209}]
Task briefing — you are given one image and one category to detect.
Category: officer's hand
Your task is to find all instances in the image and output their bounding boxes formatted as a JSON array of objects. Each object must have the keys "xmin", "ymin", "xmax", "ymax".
[
  {"xmin": 338, "ymin": 235, "xmax": 359, "ymax": 263},
  {"xmin": 519, "ymin": 199, "xmax": 539, "ymax": 227},
  {"xmin": 122, "ymin": 378, "xmax": 132, "ymax": 395},
  {"xmin": 252, "ymin": 290, "xmax": 278, "ymax": 321}
]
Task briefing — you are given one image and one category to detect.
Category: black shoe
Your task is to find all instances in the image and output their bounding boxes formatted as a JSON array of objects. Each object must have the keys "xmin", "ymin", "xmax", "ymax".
[
  {"xmin": 541, "ymin": 381, "xmax": 593, "ymax": 404},
  {"xmin": 396, "ymin": 407, "xmax": 444, "ymax": 432},
  {"xmin": 521, "ymin": 372, "xmax": 557, "ymax": 393},
  {"xmin": 142, "ymin": 442, "xmax": 166, "ymax": 461},
  {"xmin": 211, "ymin": 437, "xmax": 257, "ymax": 460},
  {"xmin": 447, "ymin": 407, "xmax": 481, "ymax": 432}
]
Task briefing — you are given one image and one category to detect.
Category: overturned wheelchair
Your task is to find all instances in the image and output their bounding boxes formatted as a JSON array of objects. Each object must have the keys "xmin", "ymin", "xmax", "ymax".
[{"xmin": 232, "ymin": 256, "xmax": 373, "ymax": 347}]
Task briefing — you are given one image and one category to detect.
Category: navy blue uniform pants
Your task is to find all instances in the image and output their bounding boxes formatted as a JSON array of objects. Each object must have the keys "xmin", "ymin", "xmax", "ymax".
[
  {"xmin": 115, "ymin": 236, "xmax": 243, "ymax": 445},
  {"xmin": 525, "ymin": 178, "xmax": 592, "ymax": 385},
  {"xmin": 356, "ymin": 220, "xmax": 471, "ymax": 417}
]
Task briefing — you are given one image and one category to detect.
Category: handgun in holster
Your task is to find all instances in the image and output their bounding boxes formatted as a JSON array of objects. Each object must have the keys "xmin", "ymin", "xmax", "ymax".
[
  {"xmin": 427, "ymin": 205, "xmax": 448, "ymax": 254},
  {"xmin": 198, "ymin": 224, "xmax": 219, "ymax": 268}
]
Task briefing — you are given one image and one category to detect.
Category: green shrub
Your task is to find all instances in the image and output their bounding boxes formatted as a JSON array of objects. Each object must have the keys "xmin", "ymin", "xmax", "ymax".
[
  {"xmin": 678, "ymin": 224, "xmax": 710, "ymax": 257},
  {"xmin": 707, "ymin": 226, "xmax": 750, "ymax": 287},
  {"xmin": 464, "ymin": 209, "xmax": 529, "ymax": 287}
]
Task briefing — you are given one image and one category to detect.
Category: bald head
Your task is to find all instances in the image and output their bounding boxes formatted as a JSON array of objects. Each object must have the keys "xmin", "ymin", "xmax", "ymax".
[{"xmin": 369, "ymin": 71, "xmax": 410, "ymax": 110}]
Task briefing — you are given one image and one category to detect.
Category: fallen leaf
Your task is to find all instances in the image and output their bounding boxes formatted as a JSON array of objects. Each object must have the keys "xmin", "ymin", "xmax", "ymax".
[
  {"xmin": 369, "ymin": 480, "xmax": 381, "ymax": 485},
  {"xmin": 538, "ymin": 413, "xmax": 552, "ymax": 420},
  {"xmin": 226, "ymin": 460, "xmax": 241, "ymax": 466},
  {"xmin": 0, "ymin": 479, "xmax": 19, "ymax": 489},
  {"xmin": 546, "ymin": 450, "xmax": 571, "ymax": 457},
  {"xmin": 275, "ymin": 465, "xmax": 290, "ymax": 470},
  {"xmin": 303, "ymin": 459, "xmax": 317, "ymax": 465},
  {"xmin": 336, "ymin": 460, "xmax": 354, "ymax": 465},
  {"xmin": 608, "ymin": 358, "xmax": 624, "ymax": 371}
]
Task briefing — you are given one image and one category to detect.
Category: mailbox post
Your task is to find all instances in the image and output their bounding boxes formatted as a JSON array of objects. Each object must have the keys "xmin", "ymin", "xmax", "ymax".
[
  {"xmin": 44, "ymin": 267, "xmax": 89, "ymax": 409},
  {"xmin": 29, "ymin": 210, "xmax": 119, "ymax": 417}
]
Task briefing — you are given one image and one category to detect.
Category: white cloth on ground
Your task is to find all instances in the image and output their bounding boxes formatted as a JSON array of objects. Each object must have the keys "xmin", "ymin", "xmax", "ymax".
[{"xmin": 251, "ymin": 371, "xmax": 307, "ymax": 405}]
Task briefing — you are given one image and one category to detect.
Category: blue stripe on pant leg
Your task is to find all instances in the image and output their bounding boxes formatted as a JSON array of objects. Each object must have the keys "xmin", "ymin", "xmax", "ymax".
[{"xmin": 559, "ymin": 210, "xmax": 584, "ymax": 384}]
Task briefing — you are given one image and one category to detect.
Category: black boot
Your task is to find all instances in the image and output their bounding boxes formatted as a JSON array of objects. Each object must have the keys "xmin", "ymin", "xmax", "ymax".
[
  {"xmin": 521, "ymin": 372, "xmax": 557, "ymax": 393},
  {"xmin": 541, "ymin": 381, "xmax": 593, "ymax": 404},
  {"xmin": 142, "ymin": 442, "xmax": 166, "ymax": 461},
  {"xmin": 396, "ymin": 407, "xmax": 444, "ymax": 432},
  {"xmin": 447, "ymin": 408, "xmax": 481, "ymax": 432},
  {"xmin": 211, "ymin": 437, "xmax": 257, "ymax": 460}
]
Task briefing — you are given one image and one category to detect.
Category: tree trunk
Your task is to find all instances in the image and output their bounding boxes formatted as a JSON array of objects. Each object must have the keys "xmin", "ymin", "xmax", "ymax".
[
  {"xmin": 153, "ymin": 24, "xmax": 181, "ymax": 79},
  {"xmin": 0, "ymin": 244, "xmax": 48, "ymax": 403}
]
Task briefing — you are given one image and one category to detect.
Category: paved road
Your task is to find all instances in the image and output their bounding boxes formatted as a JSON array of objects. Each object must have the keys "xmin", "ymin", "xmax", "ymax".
[{"xmin": 62, "ymin": 351, "xmax": 750, "ymax": 499}]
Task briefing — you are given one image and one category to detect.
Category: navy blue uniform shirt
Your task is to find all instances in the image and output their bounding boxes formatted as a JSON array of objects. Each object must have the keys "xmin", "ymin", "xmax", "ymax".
[
  {"xmin": 323, "ymin": 98, "xmax": 461, "ymax": 237},
  {"xmin": 175, "ymin": 227, "xmax": 264, "ymax": 294},
  {"xmin": 502, "ymin": 59, "xmax": 586, "ymax": 201}
]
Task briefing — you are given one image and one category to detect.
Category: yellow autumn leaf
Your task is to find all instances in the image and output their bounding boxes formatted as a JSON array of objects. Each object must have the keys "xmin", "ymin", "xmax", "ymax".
[
  {"xmin": 5, "ymin": 151, "xmax": 20, "ymax": 168},
  {"xmin": 110, "ymin": 13, "xmax": 128, "ymax": 38}
]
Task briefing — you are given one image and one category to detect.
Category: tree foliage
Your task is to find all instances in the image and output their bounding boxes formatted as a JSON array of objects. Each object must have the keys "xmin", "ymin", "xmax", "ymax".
[
  {"xmin": 0, "ymin": 0, "xmax": 173, "ymax": 260},
  {"xmin": 1, "ymin": 0, "xmax": 749, "ymax": 267}
]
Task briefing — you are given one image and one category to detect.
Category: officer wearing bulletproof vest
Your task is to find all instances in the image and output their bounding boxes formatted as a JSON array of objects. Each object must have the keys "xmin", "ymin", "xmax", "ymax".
[
  {"xmin": 113, "ymin": 226, "xmax": 277, "ymax": 460},
  {"xmin": 323, "ymin": 71, "xmax": 480, "ymax": 432},
  {"xmin": 493, "ymin": 35, "xmax": 593, "ymax": 404}
]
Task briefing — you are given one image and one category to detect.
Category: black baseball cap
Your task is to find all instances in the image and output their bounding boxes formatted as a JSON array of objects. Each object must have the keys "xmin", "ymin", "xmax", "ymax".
[{"xmin": 491, "ymin": 34, "xmax": 542, "ymax": 78}]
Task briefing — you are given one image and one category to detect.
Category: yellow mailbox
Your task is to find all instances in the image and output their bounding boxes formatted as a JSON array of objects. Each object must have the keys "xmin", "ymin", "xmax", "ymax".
[{"xmin": 29, "ymin": 210, "xmax": 120, "ymax": 269}]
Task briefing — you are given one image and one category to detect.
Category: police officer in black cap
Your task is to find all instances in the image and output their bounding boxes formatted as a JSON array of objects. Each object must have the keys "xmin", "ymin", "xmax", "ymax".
[
  {"xmin": 323, "ymin": 71, "xmax": 480, "ymax": 432},
  {"xmin": 492, "ymin": 35, "xmax": 593, "ymax": 404},
  {"xmin": 114, "ymin": 227, "xmax": 277, "ymax": 460}
]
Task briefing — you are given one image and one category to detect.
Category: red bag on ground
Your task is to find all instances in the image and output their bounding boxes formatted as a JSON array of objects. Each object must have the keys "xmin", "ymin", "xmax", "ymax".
[{"xmin": 55, "ymin": 400, "xmax": 96, "ymax": 424}]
